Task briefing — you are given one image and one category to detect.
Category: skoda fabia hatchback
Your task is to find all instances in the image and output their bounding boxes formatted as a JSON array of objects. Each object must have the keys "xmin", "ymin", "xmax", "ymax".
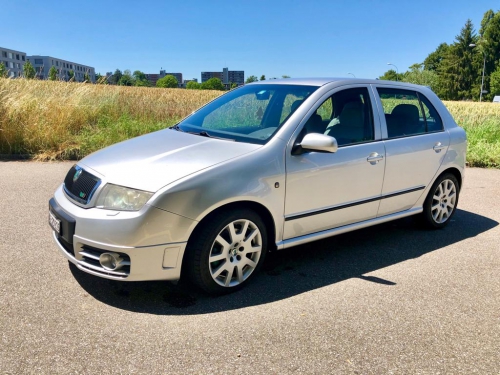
[{"xmin": 49, "ymin": 78, "xmax": 467, "ymax": 294}]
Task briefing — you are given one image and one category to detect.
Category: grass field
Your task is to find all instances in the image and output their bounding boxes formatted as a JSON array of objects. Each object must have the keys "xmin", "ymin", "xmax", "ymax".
[
  {"xmin": 1, "ymin": 78, "xmax": 499, "ymax": 168},
  {"xmin": 0, "ymin": 79, "xmax": 220, "ymax": 159}
]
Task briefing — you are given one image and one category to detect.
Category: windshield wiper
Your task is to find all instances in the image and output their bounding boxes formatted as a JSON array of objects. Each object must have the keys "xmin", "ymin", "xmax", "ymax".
[
  {"xmin": 189, "ymin": 131, "xmax": 235, "ymax": 141},
  {"xmin": 170, "ymin": 124, "xmax": 184, "ymax": 132}
]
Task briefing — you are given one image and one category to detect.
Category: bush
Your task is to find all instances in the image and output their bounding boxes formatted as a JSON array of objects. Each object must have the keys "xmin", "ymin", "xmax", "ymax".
[
  {"xmin": 157, "ymin": 75, "xmax": 178, "ymax": 88},
  {"xmin": 201, "ymin": 77, "xmax": 225, "ymax": 90},
  {"xmin": 186, "ymin": 81, "xmax": 201, "ymax": 90}
]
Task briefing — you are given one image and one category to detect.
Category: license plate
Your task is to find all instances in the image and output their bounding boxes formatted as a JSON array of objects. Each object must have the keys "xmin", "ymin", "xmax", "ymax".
[{"xmin": 49, "ymin": 210, "xmax": 61, "ymax": 234}]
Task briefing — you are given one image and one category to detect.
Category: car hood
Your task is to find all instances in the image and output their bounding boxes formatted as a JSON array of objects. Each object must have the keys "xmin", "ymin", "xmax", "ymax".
[{"xmin": 79, "ymin": 129, "xmax": 261, "ymax": 192}]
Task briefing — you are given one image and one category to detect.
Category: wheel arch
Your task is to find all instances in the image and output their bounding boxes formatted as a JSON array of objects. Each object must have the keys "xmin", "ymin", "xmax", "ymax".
[
  {"xmin": 186, "ymin": 200, "xmax": 278, "ymax": 251},
  {"xmin": 437, "ymin": 167, "xmax": 463, "ymax": 190},
  {"xmin": 180, "ymin": 200, "xmax": 278, "ymax": 282}
]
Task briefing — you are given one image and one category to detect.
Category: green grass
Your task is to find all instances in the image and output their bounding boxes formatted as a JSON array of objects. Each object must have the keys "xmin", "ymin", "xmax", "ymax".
[{"xmin": 461, "ymin": 119, "xmax": 500, "ymax": 168}]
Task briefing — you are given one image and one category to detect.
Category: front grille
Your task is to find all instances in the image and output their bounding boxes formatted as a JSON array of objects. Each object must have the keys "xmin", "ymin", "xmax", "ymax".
[
  {"xmin": 78, "ymin": 245, "xmax": 130, "ymax": 278},
  {"xmin": 63, "ymin": 165, "xmax": 100, "ymax": 205}
]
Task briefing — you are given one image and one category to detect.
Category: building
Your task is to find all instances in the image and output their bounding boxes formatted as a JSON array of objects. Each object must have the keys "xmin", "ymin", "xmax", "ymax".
[
  {"xmin": 165, "ymin": 72, "xmax": 182, "ymax": 85},
  {"xmin": 0, "ymin": 47, "xmax": 27, "ymax": 77},
  {"xmin": 224, "ymin": 68, "xmax": 244, "ymax": 86},
  {"xmin": 146, "ymin": 70, "xmax": 183, "ymax": 87},
  {"xmin": 27, "ymin": 55, "xmax": 95, "ymax": 82},
  {"xmin": 201, "ymin": 71, "xmax": 223, "ymax": 83},
  {"xmin": 201, "ymin": 67, "xmax": 244, "ymax": 86}
]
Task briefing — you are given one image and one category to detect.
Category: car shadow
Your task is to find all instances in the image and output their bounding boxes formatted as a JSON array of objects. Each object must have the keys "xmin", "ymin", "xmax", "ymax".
[{"xmin": 70, "ymin": 209, "xmax": 498, "ymax": 315}]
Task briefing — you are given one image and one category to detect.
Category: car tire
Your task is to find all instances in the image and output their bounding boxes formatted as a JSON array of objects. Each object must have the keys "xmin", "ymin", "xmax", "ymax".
[
  {"xmin": 185, "ymin": 208, "xmax": 268, "ymax": 295},
  {"xmin": 421, "ymin": 173, "xmax": 460, "ymax": 229}
]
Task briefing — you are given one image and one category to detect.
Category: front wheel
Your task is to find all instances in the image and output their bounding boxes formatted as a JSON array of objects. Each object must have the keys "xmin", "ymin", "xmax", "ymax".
[
  {"xmin": 421, "ymin": 173, "xmax": 460, "ymax": 229},
  {"xmin": 185, "ymin": 209, "xmax": 268, "ymax": 295}
]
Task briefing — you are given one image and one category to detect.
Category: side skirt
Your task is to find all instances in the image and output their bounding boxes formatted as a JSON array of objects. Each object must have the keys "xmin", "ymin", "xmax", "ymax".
[{"xmin": 276, "ymin": 207, "xmax": 422, "ymax": 250}]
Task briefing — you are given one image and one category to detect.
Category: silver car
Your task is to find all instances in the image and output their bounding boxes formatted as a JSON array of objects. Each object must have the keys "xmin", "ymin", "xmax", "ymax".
[{"xmin": 49, "ymin": 78, "xmax": 467, "ymax": 294}]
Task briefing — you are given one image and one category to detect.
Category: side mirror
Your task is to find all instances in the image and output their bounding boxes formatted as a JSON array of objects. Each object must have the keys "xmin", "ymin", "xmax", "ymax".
[{"xmin": 293, "ymin": 133, "xmax": 338, "ymax": 155}]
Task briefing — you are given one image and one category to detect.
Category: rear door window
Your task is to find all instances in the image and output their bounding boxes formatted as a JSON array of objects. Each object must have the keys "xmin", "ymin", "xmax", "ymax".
[{"xmin": 376, "ymin": 88, "xmax": 443, "ymax": 138}]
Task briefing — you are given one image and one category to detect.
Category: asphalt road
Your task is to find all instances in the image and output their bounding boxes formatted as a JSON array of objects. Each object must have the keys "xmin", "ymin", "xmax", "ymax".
[{"xmin": 0, "ymin": 162, "xmax": 499, "ymax": 374}]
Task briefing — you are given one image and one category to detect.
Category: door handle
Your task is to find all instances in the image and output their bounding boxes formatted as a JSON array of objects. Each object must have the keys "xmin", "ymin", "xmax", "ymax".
[
  {"xmin": 367, "ymin": 152, "xmax": 384, "ymax": 164},
  {"xmin": 433, "ymin": 142, "xmax": 446, "ymax": 153}
]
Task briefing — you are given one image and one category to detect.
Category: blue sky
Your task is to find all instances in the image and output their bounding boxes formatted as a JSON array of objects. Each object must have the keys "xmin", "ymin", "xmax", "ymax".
[{"xmin": 2, "ymin": 0, "xmax": 497, "ymax": 81}]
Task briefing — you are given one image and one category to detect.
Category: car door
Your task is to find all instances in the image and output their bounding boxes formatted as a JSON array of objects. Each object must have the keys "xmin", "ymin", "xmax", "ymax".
[
  {"xmin": 283, "ymin": 86, "xmax": 385, "ymax": 240},
  {"xmin": 373, "ymin": 85, "xmax": 450, "ymax": 217}
]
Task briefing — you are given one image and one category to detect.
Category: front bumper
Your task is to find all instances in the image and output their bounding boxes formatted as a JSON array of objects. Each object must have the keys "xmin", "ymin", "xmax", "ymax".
[
  {"xmin": 53, "ymin": 231, "xmax": 188, "ymax": 281},
  {"xmin": 50, "ymin": 185, "xmax": 196, "ymax": 281}
]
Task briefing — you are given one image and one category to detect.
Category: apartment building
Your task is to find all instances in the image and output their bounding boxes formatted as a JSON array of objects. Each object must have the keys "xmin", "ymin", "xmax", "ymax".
[
  {"xmin": 0, "ymin": 47, "xmax": 27, "ymax": 77},
  {"xmin": 201, "ymin": 71, "xmax": 223, "ymax": 82},
  {"xmin": 224, "ymin": 68, "xmax": 244, "ymax": 85},
  {"xmin": 202, "ymin": 67, "xmax": 244, "ymax": 86},
  {"xmin": 146, "ymin": 70, "xmax": 183, "ymax": 87},
  {"xmin": 27, "ymin": 55, "xmax": 95, "ymax": 82}
]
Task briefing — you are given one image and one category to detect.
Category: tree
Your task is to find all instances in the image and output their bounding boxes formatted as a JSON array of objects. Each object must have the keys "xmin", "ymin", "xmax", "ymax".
[
  {"xmin": 245, "ymin": 75, "xmax": 258, "ymax": 83},
  {"xmin": 260, "ymin": 75, "xmax": 266, "ymax": 81},
  {"xmin": 118, "ymin": 70, "xmax": 134, "ymax": 86},
  {"xmin": 133, "ymin": 70, "xmax": 150, "ymax": 87},
  {"xmin": 67, "ymin": 69, "xmax": 75, "ymax": 81},
  {"xmin": 157, "ymin": 74, "xmax": 178, "ymax": 88},
  {"xmin": 0, "ymin": 63, "xmax": 8, "ymax": 78},
  {"xmin": 480, "ymin": 9, "xmax": 495, "ymax": 36},
  {"xmin": 481, "ymin": 11, "xmax": 500, "ymax": 99},
  {"xmin": 282, "ymin": 75, "xmax": 291, "ymax": 78},
  {"xmin": 402, "ymin": 63, "xmax": 440, "ymax": 92},
  {"xmin": 186, "ymin": 81, "xmax": 201, "ymax": 89},
  {"xmin": 230, "ymin": 82, "xmax": 238, "ymax": 89},
  {"xmin": 23, "ymin": 60, "xmax": 36, "ymax": 79},
  {"xmin": 438, "ymin": 19, "xmax": 478, "ymax": 100},
  {"xmin": 48, "ymin": 66, "xmax": 57, "ymax": 81},
  {"xmin": 424, "ymin": 43, "xmax": 450, "ymax": 71},
  {"xmin": 108, "ymin": 69, "xmax": 122, "ymax": 85},
  {"xmin": 400, "ymin": 9, "xmax": 500, "ymax": 101},
  {"xmin": 378, "ymin": 69, "xmax": 401, "ymax": 81},
  {"xmin": 83, "ymin": 72, "xmax": 91, "ymax": 83},
  {"xmin": 201, "ymin": 77, "xmax": 225, "ymax": 90},
  {"xmin": 490, "ymin": 64, "xmax": 500, "ymax": 97}
]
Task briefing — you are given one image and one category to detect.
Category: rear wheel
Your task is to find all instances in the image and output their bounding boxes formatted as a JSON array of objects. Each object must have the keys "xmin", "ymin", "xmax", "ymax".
[
  {"xmin": 421, "ymin": 173, "xmax": 459, "ymax": 229},
  {"xmin": 186, "ymin": 209, "xmax": 268, "ymax": 295}
]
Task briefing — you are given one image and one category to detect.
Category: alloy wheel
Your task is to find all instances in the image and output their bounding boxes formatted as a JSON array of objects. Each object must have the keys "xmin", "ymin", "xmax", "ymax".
[
  {"xmin": 208, "ymin": 219, "xmax": 262, "ymax": 287},
  {"xmin": 431, "ymin": 179, "xmax": 457, "ymax": 224}
]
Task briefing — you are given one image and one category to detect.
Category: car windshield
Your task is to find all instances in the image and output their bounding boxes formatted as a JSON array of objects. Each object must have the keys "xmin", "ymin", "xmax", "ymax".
[{"xmin": 176, "ymin": 84, "xmax": 318, "ymax": 144}]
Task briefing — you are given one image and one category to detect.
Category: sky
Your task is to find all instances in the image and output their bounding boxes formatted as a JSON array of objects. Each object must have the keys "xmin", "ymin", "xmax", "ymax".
[{"xmin": 2, "ymin": 0, "xmax": 498, "ymax": 81}]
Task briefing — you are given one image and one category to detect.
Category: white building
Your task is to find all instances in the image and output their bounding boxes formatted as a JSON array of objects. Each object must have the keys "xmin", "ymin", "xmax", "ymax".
[
  {"xmin": 0, "ymin": 47, "xmax": 27, "ymax": 77},
  {"xmin": 27, "ymin": 55, "xmax": 95, "ymax": 82}
]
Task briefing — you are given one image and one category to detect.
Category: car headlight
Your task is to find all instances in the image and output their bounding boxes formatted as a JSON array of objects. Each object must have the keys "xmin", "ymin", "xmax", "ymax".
[{"xmin": 95, "ymin": 184, "xmax": 153, "ymax": 211}]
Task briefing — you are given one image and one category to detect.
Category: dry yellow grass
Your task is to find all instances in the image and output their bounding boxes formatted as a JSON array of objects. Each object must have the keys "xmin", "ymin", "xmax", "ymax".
[
  {"xmin": 0, "ymin": 78, "xmax": 221, "ymax": 158},
  {"xmin": 0, "ymin": 78, "xmax": 499, "ymax": 167},
  {"xmin": 443, "ymin": 100, "xmax": 500, "ymax": 127}
]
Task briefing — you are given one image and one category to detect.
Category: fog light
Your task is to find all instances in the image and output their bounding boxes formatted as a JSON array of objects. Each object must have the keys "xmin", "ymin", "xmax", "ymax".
[{"xmin": 99, "ymin": 252, "xmax": 124, "ymax": 271}]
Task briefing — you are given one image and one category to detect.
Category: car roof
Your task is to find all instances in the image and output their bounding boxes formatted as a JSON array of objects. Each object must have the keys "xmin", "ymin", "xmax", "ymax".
[{"xmin": 250, "ymin": 77, "xmax": 429, "ymax": 90}]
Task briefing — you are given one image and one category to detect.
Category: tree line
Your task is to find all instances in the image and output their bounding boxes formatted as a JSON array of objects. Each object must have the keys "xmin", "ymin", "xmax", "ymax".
[
  {"xmin": 379, "ymin": 8, "xmax": 500, "ymax": 101},
  {"xmin": 103, "ymin": 69, "xmax": 235, "ymax": 90}
]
